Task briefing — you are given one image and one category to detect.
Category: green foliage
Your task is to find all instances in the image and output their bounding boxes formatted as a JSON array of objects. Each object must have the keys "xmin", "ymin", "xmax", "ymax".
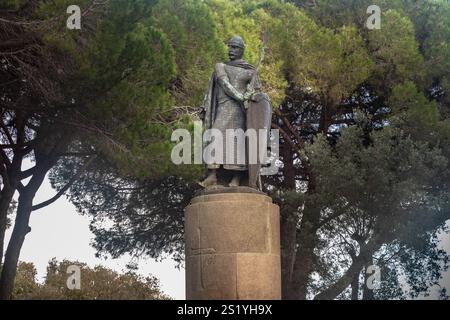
[
  {"xmin": 152, "ymin": 0, "xmax": 226, "ymax": 106},
  {"xmin": 12, "ymin": 259, "xmax": 169, "ymax": 300},
  {"xmin": 305, "ymin": 120, "xmax": 449, "ymax": 299},
  {"xmin": 307, "ymin": 122, "xmax": 447, "ymax": 211},
  {"xmin": 12, "ymin": 262, "xmax": 39, "ymax": 299},
  {"xmin": 81, "ymin": 19, "xmax": 177, "ymax": 176},
  {"xmin": 300, "ymin": 0, "xmax": 373, "ymax": 28},
  {"xmin": 205, "ymin": 0, "xmax": 289, "ymax": 106},
  {"xmin": 0, "ymin": 0, "xmax": 26, "ymax": 9},
  {"xmin": 376, "ymin": 0, "xmax": 450, "ymax": 95},
  {"xmin": 367, "ymin": 10, "xmax": 425, "ymax": 93},
  {"xmin": 36, "ymin": 0, "xmax": 181, "ymax": 178},
  {"xmin": 263, "ymin": 2, "xmax": 373, "ymax": 105},
  {"xmin": 389, "ymin": 81, "xmax": 440, "ymax": 143},
  {"xmin": 304, "ymin": 1, "xmax": 430, "ymax": 95},
  {"xmin": 35, "ymin": 0, "xmax": 97, "ymax": 53}
]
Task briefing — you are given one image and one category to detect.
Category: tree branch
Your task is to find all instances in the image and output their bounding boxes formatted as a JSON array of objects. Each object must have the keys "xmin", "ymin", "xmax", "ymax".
[
  {"xmin": 274, "ymin": 108, "xmax": 305, "ymax": 148},
  {"xmin": 0, "ymin": 140, "xmax": 35, "ymax": 150},
  {"xmin": 313, "ymin": 238, "xmax": 381, "ymax": 300},
  {"xmin": 0, "ymin": 121, "xmax": 15, "ymax": 146},
  {"xmin": 31, "ymin": 157, "xmax": 95, "ymax": 211},
  {"xmin": 19, "ymin": 167, "xmax": 35, "ymax": 179},
  {"xmin": 0, "ymin": 149, "xmax": 11, "ymax": 167},
  {"xmin": 272, "ymin": 123, "xmax": 302, "ymax": 156}
]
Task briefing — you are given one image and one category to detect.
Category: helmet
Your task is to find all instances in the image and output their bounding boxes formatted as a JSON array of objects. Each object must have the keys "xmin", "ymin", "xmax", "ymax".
[{"xmin": 228, "ymin": 35, "xmax": 245, "ymax": 49}]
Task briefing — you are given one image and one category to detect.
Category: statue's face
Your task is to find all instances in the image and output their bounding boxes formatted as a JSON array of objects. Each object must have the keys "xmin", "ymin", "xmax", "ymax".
[{"xmin": 228, "ymin": 44, "xmax": 244, "ymax": 60}]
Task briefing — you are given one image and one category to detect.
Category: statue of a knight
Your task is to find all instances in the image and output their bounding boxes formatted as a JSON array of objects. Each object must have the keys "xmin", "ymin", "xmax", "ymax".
[{"xmin": 199, "ymin": 35, "xmax": 272, "ymax": 190}]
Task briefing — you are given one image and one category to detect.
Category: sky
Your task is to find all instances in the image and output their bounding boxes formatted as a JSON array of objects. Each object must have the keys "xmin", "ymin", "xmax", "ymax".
[{"xmin": 4, "ymin": 174, "xmax": 450, "ymax": 300}]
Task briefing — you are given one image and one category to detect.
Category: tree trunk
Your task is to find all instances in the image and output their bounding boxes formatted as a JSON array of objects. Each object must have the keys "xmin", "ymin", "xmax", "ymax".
[
  {"xmin": 363, "ymin": 260, "xmax": 375, "ymax": 300},
  {"xmin": 282, "ymin": 167, "xmax": 319, "ymax": 299},
  {"xmin": 0, "ymin": 191, "xmax": 33, "ymax": 299},
  {"xmin": 0, "ymin": 186, "xmax": 15, "ymax": 266},
  {"xmin": 0, "ymin": 163, "xmax": 49, "ymax": 300},
  {"xmin": 280, "ymin": 210, "xmax": 298, "ymax": 299},
  {"xmin": 0, "ymin": 116, "xmax": 26, "ymax": 267},
  {"xmin": 279, "ymin": 139, "xmax": 298, "ymax": 299},
  {"xmin": 285, "ymin": 201, "xmax": 320, "ymax": 299},
  {"xmin": 283, "ymin": 101, "xmax": 332, "ymax": 300},
  {"xmin": 351, "ymin": 269, "xmax": 361, "ymax": 300}
]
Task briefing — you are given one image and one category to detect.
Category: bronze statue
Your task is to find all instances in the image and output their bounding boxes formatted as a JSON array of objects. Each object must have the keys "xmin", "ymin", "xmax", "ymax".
[{"xmin": 200, "ymin": 35, "xmax": 272, "ymax": 190}]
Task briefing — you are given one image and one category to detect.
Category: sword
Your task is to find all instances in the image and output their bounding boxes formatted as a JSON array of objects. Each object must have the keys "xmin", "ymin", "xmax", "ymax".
[
  {"xmin": 243, "ymin": 32, "xmax": 269, "ymax": 112},
  {"xmin": 248, "ymin": 31, "xmax": 270, "ymax": 92}
]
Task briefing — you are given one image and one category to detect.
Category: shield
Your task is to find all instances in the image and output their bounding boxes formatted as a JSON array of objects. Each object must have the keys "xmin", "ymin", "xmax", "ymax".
[{"xmin": 246, "ymin": 92, "xmax": 272, "ymax": 189}]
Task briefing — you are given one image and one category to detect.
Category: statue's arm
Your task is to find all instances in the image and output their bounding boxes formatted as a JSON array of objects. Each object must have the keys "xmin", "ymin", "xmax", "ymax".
[{"xmin": 215, "ymin": 63, "xmax": 244, "ymax": 102}]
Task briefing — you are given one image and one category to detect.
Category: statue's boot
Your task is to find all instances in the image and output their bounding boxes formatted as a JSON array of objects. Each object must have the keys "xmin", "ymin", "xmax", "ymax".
[
  {"xmin": 228, "ymin": 174, "xmax": 241, "ymax": 187},
  {"xmin": 199, "ymin": 172, "xmax": 217, "ymax": 188}
]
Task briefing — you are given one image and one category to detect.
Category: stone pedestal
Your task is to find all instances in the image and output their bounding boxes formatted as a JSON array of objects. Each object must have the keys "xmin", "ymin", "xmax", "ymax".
[{"xmin": 185, "ymin": 189, "xmax": 281, "ymax": 300}]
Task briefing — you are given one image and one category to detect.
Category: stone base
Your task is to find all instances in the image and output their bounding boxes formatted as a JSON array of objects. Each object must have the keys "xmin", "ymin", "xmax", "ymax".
[
  {"xmin": 195, "ymin": 185, "xmax": 265, "ymax": 197},
  {"xmin": 185, "ymin": 192, "xmax": 281, "ymax": 300}
]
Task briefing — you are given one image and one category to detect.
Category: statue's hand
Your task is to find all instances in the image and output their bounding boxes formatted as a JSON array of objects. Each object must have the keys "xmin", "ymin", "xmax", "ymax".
[{"xmin": 243, "ymin": 90, "xmax": 255, "ymax": 102}]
